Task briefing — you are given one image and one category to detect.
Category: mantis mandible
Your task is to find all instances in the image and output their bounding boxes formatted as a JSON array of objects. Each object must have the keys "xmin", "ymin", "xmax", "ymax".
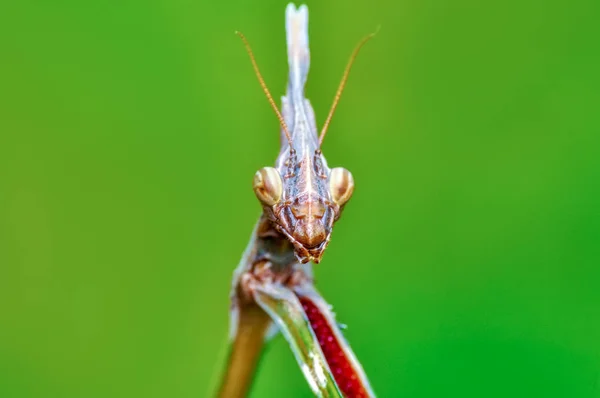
[{"xmin": 216, "ymin": 4, "xmax": 376, "ymax": 397}]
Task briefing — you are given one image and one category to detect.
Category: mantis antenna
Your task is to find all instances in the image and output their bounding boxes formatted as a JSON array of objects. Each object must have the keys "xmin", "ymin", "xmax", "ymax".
[
  {"xmin": 236, "ymin": 31, "xmax": 294, "ymax": 148},
  {"xmin": 319, "ymin": 29, "xmax": 379, "ymax": 147}
]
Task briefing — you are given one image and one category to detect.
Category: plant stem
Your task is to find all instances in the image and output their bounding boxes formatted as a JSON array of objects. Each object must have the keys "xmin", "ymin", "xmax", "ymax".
[{"xmin": 216, "ymin": 302, "xmax": 271, "ymax": 398}]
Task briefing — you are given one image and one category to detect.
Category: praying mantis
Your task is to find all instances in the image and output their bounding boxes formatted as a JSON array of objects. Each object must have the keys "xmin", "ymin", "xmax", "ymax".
[{"xmin": 216, "ymin": 4, "xmax": 376, "ymax": 397}]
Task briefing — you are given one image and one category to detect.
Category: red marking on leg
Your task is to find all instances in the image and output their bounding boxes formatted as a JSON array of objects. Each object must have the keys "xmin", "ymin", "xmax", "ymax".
[{"xmin": 298, "ymin": 296, "xmax": 368, "ymax": 398}]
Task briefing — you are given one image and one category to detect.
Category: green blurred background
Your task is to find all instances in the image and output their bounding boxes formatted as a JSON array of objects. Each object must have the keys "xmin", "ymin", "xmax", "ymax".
[{"xmin": 1, "ymin": 0, "xmax": 599, "ymax": 396}]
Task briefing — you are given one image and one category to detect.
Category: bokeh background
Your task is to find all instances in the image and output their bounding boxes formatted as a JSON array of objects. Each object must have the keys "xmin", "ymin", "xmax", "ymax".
[{"xmin": 1, "ymin": 0, "xmax": 599, "ymax": 397}]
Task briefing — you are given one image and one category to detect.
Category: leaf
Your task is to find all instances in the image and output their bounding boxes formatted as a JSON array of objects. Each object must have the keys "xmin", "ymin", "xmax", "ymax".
[{"xmin": 253, "ymin": 282, "xmax": 344, "ymax": 398}]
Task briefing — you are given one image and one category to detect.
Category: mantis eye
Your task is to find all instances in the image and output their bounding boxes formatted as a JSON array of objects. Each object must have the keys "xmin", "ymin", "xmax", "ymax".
[
  {"xmin": 253, "ymin": 167, "xmax": 283, "ymax": 206},
  {"xmin": 329, "ymin": 167, "xmax": 354, "ymax": 206}
]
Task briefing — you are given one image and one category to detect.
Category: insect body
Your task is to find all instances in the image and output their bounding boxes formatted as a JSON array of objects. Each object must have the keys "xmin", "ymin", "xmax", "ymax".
[
  {"xmin": 239, "ymin": 4, "xmax": 373, "ymax": 264},
  {"xmin": 219, "ymin": 4, "xmax": 376, "ymax": 397}
]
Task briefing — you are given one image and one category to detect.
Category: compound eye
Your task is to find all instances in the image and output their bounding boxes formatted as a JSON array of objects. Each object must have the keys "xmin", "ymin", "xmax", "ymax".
[
  {"xmin": 253, "ymin": 167, "xmax": 283, "ymax": 206},
  {"xmin": 329, "ymin": 167, "xmax": 354, "ymax": 206}
]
